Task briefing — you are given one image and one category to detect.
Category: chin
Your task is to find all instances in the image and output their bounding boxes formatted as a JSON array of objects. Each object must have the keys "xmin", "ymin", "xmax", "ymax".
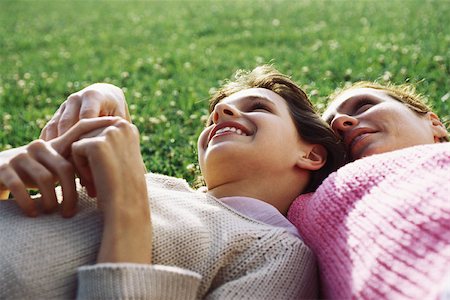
[{"xmin": 352, "ymin": 149, "xmax": 380, "ymax": 161}]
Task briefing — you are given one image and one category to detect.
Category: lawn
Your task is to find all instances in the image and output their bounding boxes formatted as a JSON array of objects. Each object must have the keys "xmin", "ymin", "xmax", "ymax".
[{"xmin": 1, "ymin": 0, "xmax": 449, "ymax": 184}]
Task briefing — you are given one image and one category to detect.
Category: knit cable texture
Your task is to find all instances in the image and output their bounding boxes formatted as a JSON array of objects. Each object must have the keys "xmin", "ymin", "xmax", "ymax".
[
  {"xmin": 1, "ymin": 173, "xmax": 317, "ymax": 299},
  {"xmin": 288, "ymin": 143, "xmax": 450, "ymax": 299}
]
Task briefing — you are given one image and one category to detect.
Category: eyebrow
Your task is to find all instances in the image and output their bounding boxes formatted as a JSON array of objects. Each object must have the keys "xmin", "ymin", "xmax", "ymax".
[
  {"xmin": 324, "ymin": 94, "xmax": 377, "ymax": 123},
  {"xmin": 239, "ymin": 95, "xmax": 276, "ymax": 105},
  {"xmin": 323, "ymin": 102, "xmax": 341, "ymax": 123},
  {"xmin": 207, "ymin": 95, "xmax": 277, "ymax": 125},
  {"xmin": 323, "ymin": 113, "xmax": 334, "ymax": 124}
]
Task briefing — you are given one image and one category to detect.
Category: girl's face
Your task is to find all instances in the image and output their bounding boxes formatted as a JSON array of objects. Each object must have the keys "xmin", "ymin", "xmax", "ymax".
[
  {"xmin": 323, "ymin": 88, "xmax": 444, "ymax": 161},
  {"xmin": 197, "ymin": 88, "xmax": 312, "ymax": 190}
]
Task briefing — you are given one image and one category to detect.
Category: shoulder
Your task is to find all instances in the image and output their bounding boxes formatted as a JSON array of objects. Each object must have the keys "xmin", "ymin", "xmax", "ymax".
[
  {"xmin": 341, "ymin": 142, "xmax": 450, "ymax": 176},
  {"xmin": 289, "ymin": 143, "xmax": 450, "ymax": 298},
  {"xmin": 145, "ymin": 172, "xmax": 193, "ymax": 192},
  {"xmin": 316, "ymin": 143, "xmax": 450, "ymax": 195},
  {"xmin": 291, "ymin": 143, "xmax": 450, "ymax": 216},
  {"xmin": 232, "ymin": 222, "xmax": 312, "ymax": 261}
]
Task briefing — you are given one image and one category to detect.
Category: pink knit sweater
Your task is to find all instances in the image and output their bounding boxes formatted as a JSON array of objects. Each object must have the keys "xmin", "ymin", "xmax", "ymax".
[{"xmin": 288, "ymin": 143, "xmax": 450, "ymax": 299}]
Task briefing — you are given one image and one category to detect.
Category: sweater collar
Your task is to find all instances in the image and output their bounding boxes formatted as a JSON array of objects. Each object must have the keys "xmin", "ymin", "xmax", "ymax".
[{"xmin": 219, "ymin": 196, "xmax": 301, "ymax": 239}]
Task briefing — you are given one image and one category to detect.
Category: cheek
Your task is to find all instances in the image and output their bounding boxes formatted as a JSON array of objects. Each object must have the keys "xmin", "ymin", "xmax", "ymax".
[
  {"xmin": 378, "ymin": 103, "xmax": 416, "ymax": 121},
  {"xmin": 378, "ymin": 108, "xmax": 421, "ymax": 132},
  {"xmin": 279, "ymin": 121, "xmax": 301, "ymax": 141},
  {"xmin": 364, "ymin": 106, "xmax": 401, "ymax": 130},
  {"xmin": 197, "ymin": 127, "xmax": 211, "ymax": 151}
]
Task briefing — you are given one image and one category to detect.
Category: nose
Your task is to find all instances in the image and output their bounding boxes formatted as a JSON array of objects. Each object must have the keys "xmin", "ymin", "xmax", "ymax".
[
  {"xmin": 330, "ymin": 114, "xmax": 359, "ymax": 136},
  {"xmin": 212, "ymin": 102, "xmax": 240, "ymax": 124}
]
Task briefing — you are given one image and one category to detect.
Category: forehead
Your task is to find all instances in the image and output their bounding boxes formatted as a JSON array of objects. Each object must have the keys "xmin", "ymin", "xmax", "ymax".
[
  {"xmin": 323, "ymin": 87, "xmax": 394, "ymax": 121},
  {"xmin": 220, "ymin": 87, "xmax": 287, "ymax": 106}
]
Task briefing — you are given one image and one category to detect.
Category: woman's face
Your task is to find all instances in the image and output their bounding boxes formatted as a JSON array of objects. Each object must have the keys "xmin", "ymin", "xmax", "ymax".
[
  {"xmin": 322, "ymin": 88, "xmax": 442, "ymax": 161},
  {"xmin": 197, "ymin": 88, "xmax": 313, "ymax": 190}
]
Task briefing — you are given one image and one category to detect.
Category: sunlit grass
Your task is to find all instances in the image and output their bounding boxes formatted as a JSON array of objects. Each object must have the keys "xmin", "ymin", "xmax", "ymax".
[{"xmin": 1, "ymin": 0, "xmax": 449, "ymax": 184}]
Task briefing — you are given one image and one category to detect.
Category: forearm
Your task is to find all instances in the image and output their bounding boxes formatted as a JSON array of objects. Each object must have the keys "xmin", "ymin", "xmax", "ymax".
[{"xmin": 97, "ymin": 203, "xmax": 152, "ymax": 264}]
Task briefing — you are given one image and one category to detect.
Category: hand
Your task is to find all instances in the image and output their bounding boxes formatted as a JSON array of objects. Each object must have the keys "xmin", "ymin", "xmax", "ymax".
[
  {"xmin": 0, "ymin": 117, "xmax": 122, "ymax": 217},
  {"xmin": 70, "ymin": 119, "xmax": 152, "ymax": 264},
  {"xmin": 40, "ymin": 83, "xmax": 130, "ymax": 140},
  {"xmin": 0, "ymin": 141, "xmax": 76, "ymax": 217}
]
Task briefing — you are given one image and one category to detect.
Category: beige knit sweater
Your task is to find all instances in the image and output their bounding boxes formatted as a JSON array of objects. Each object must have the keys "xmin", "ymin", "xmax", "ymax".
[{"xmin": 0, "ymin": 173, "xmax": 317, "ymax": 299}]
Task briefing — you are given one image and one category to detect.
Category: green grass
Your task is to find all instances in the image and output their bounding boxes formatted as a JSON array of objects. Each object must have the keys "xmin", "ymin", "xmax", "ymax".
[{"xmin": 1, "ymin": 0, "xmax": 449, "ymax": 184}]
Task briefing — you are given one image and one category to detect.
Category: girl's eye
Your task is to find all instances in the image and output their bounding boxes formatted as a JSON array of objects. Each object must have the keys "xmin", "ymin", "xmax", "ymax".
[{"xmin": 250, "ymin": 102, "xmax": 271, "ymax": 112}]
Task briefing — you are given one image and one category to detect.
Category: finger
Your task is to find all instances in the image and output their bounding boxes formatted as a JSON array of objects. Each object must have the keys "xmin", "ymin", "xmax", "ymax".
[
  {"xmin": 0, "ymin": 165, "xmax": 37, "ymax": 217},
  {"xmin": 50, "ymin": 116, "xmax": 122, "ymax": 158},
  {"xmin": 40, "ymin": 103, "xmax": 66, "ymax": 140},
  {"xmin": 13, "ymin": 157, "xmax": 58, "ymax": 214},
  {"xmin": 81, "ymin": 84, "xmax": 128, "ymax": 119},
  {"xmin": 57, "ymin": 94, "xmax": 82, "ymax": 136},
  {"xmin": 79, "ymin": 91, "xmax": 102, "ymax": 119},
  {"xmin": 80, "ymin": 118, "xmax": 131, "ymax": 140},
  {"xmin": 71, "ymin": 140, "xmax": 98, "ymax": 198},
  {"xmin": 123, "ymin": 102, "xmax": 131, "ymax": 122},
  {"xmin": 34, "ymin": 148, "xmax": 78, "ymax": 218},
  {"xmin": 78, "ymin": 127, "xmax": 108, "ymax": 140}
]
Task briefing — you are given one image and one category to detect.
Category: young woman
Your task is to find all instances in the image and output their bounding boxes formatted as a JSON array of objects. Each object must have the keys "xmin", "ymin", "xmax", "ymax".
[
  {"xmin": 0, "ymin": 65, "xmax": 345, "ymax": 299},
  {"xmin": 288, "ymin": 81, "xmax": 449, "ymax": 299}
]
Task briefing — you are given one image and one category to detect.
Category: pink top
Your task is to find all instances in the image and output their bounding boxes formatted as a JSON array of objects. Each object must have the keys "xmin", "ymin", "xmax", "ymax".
[
  {"xmin": 288, "ymin": 143, "xmax": 450, "ymax": 299},
  {"xmin": 220, "ymin": 196, "xmax": 300, "ymax": 238}
]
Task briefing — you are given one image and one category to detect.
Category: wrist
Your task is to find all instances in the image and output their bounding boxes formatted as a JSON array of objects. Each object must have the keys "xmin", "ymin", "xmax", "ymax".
[{"xmin": 98, "ymin": 202, "xmax": 152, "ymax": 264}]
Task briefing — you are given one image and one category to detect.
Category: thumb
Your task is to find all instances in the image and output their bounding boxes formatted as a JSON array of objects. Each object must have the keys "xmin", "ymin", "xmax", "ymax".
[
  {"xmin": 50, "ymin": 117, "xmax": 121, "ymax": 158},
  {"xmin": 71, "ymin": 138, "xmax": 100, "ymax": 198}
]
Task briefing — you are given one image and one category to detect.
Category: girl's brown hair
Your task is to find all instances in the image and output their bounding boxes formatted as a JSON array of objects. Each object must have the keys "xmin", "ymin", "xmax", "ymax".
[{"xmin": 208, "ymin": 65, "xmax": 346, "ymax": 192}]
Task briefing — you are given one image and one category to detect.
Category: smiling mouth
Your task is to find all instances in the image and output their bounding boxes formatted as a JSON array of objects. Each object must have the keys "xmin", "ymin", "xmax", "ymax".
[
  {"xmin": 215, "ymin": 126, "xmax": 247, "ymax": 136},
  {"xmin": 350, "ymin": 133, "xmax": 370, "ymax": 148},
  {"xmin": 207, "ymin": 122, "xmax": 252, "ymax": 145},
  {"xmin": 348, "ymin": 132, "xmax": 376, "ymax": 159},
  {"xmin": 209, "ymin": 127, "xmax": 248, "ymax": 144}
]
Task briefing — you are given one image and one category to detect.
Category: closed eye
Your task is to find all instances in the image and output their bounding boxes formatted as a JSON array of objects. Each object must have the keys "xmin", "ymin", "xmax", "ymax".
[
  {"xmin": 249, "ymin": 101, "xmax": 272, "ymax": 112},
  {"xmin": 354, "ymin": 100, "xmax": 374, "ymax": 115}
]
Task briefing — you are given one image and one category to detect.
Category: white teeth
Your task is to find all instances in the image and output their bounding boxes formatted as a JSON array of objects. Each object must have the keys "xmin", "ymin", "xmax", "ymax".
[{"xmin": 215, "ymin": 126, "xmax": 247, "ymax": 136}]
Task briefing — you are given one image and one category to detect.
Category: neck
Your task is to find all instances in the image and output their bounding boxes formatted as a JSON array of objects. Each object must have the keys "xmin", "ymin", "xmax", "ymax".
[{"xmin": 206, "ymin": 173, "xmax": 308, "ymax": 215}]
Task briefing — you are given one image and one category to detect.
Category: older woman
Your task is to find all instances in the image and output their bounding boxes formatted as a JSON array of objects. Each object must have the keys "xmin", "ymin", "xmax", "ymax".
[
  {"xmin": 323, "ymin": 81, "xmax": 448, "ymax": 160},
  {"xmin": 288, "ymin": 81, "xmax": 449, "ymax": 299}
]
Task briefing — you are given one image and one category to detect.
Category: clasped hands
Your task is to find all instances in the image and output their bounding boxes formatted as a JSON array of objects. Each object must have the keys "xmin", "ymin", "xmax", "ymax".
[
  {"xmin": 0, "ymin": 83, "xmax": 153, "ymax": 264},
  {"xmin": 0, "ymin": 83, "xmax": 144, "ymax": 218}
]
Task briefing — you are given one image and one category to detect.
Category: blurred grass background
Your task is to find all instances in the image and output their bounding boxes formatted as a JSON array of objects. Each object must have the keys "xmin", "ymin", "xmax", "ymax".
[{"xmin": 1, "ymin": 0, "xmax": 449, "ymax": 184}]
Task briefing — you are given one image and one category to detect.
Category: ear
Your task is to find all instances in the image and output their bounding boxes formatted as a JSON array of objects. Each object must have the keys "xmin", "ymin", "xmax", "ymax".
[
  {"xmin": 427, "ymin": 112, "xmax": 448, "ymax": 142},
  {"xmin": 296, "ymin": 144, "xmax": 327, "ymax": 171}
]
